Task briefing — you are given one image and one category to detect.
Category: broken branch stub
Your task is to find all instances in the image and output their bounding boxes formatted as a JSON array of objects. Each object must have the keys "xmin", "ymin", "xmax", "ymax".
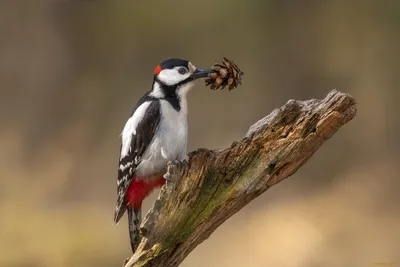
[{"xmin": 123, "ymin": 89, "xmax": 357, "ymax": 267}]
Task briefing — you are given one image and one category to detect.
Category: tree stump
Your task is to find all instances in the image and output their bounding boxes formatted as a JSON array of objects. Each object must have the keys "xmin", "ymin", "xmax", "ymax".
[{"xmin": 123, "ymin": 89, "xmax": 357, "ymax": 267}]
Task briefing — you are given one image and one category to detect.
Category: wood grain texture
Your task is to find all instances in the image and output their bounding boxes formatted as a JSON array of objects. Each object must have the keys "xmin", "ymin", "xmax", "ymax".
[{"xmin": 123, "ymin": 89, "xmax": 357, "ymax": 267}]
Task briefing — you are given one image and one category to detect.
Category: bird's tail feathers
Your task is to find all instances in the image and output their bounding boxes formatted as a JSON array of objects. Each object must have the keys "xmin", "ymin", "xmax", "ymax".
[
  {"xmin": 127, "ymin": 206, "xmax": 142, "ymax": 253},
  {"xmin": 114, "ymin": 198, "xmax": 127, "ymax": 224}
]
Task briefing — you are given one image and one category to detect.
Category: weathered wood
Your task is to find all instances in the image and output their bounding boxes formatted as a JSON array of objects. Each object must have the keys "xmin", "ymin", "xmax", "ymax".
[{"xmin": 123, "ymin": 89, "xmax": 357, "ymax": 267}]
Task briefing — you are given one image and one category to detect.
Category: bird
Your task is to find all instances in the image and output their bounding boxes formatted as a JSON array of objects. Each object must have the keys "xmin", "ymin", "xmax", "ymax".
[{"xmin": 113, "ymin": 58, "xmax": 214, "ymax": 253}]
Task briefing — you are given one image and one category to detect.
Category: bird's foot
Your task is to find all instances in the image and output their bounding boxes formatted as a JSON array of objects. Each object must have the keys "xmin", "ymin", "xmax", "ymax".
[{"xmin": 163, "ymin": 160, "xmax": 181, "ymax": 182}]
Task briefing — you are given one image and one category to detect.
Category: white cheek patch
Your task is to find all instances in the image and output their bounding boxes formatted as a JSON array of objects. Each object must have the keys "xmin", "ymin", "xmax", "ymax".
[{"xmin": 158, "ymin": 68, "xmax": 191, "ymax": 86}]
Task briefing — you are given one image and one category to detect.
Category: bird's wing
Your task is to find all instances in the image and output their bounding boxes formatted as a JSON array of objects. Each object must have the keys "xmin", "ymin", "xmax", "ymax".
[{"xmin": 114, "ymin": 99, "xmax": 161, "ymax": 224}]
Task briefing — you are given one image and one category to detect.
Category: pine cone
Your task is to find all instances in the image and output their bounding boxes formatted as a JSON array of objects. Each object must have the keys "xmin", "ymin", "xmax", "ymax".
[{"xmin": 205, "ymin": 57, "xmax": 244, "ymax": 91}]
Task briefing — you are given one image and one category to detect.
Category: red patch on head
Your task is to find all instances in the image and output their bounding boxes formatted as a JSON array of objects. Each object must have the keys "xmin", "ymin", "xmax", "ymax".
[{"xmin": 153, "ymin": 65, "xmax": 162, "ymax": 76}]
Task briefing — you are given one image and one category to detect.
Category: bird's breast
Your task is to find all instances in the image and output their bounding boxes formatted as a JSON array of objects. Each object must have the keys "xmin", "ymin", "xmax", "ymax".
[
  {"xmin": 158, "ymin": 99, "xmax": 188, "ymax": 159},
  {"xmin": 135, "ymin": 99, "xmax": 188, "ymax": 176}
]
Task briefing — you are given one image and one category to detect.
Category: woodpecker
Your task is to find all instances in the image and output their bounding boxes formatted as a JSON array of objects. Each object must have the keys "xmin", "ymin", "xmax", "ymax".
[{"xmin": 113, "ymin": 58, "xmax": 214, "ymax": 253}]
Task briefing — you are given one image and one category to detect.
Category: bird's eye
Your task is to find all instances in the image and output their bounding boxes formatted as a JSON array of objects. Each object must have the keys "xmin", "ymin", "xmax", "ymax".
[{"xmin": 178, "ymin": 67, "xmax": 188, "ymax": 75}]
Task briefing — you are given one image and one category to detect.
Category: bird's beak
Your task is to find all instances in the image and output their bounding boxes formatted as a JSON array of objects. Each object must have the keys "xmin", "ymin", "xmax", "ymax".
[{"xmin": 191, "ymin": 68, "xmax": 215, "ymax": 80}]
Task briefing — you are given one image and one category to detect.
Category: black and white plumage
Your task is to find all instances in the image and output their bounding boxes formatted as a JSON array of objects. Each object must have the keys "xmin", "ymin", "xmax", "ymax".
[{"xmin": 113, "ymin": 58, "xmax": 213, "ymax": 253}]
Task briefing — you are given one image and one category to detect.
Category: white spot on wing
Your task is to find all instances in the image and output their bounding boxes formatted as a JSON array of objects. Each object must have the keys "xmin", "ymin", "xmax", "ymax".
[
  {"xmin": 119, "ymin": 162, "xmax": 132, "ymax": 171},
  {"xmin": 120, "ymin": 101, "xmax": 151, "ymax": 159},
  {"xmin": 135, "ymin": 156, "xmax": 141, "ymax": 164}
]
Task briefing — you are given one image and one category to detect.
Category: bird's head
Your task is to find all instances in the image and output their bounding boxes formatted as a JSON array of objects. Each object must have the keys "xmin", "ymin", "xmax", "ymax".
[{"xmin": 150, "ymin": 58, "xmax": 213, "ymax": 99}]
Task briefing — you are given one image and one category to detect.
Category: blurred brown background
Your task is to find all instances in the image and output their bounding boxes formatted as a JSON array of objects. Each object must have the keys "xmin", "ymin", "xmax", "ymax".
[{"xmin": 0, "ymin": 1, "xmax": 399, "ymax": 267}]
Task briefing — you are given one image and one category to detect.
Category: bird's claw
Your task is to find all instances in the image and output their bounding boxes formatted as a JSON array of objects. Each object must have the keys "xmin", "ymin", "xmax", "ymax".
[
  {"xmin": 163, "ymin": 174, "xmax": 175, "ymax": 182},
  {"xmin": 163, "ymin": 160, "xmax": 181, "ymax": 182}
]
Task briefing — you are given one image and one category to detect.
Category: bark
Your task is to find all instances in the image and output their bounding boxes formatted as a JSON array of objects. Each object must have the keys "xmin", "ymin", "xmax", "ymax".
[{"xmin": 123, "ymin": 89, "xmax": 357, "ymax": 267}]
